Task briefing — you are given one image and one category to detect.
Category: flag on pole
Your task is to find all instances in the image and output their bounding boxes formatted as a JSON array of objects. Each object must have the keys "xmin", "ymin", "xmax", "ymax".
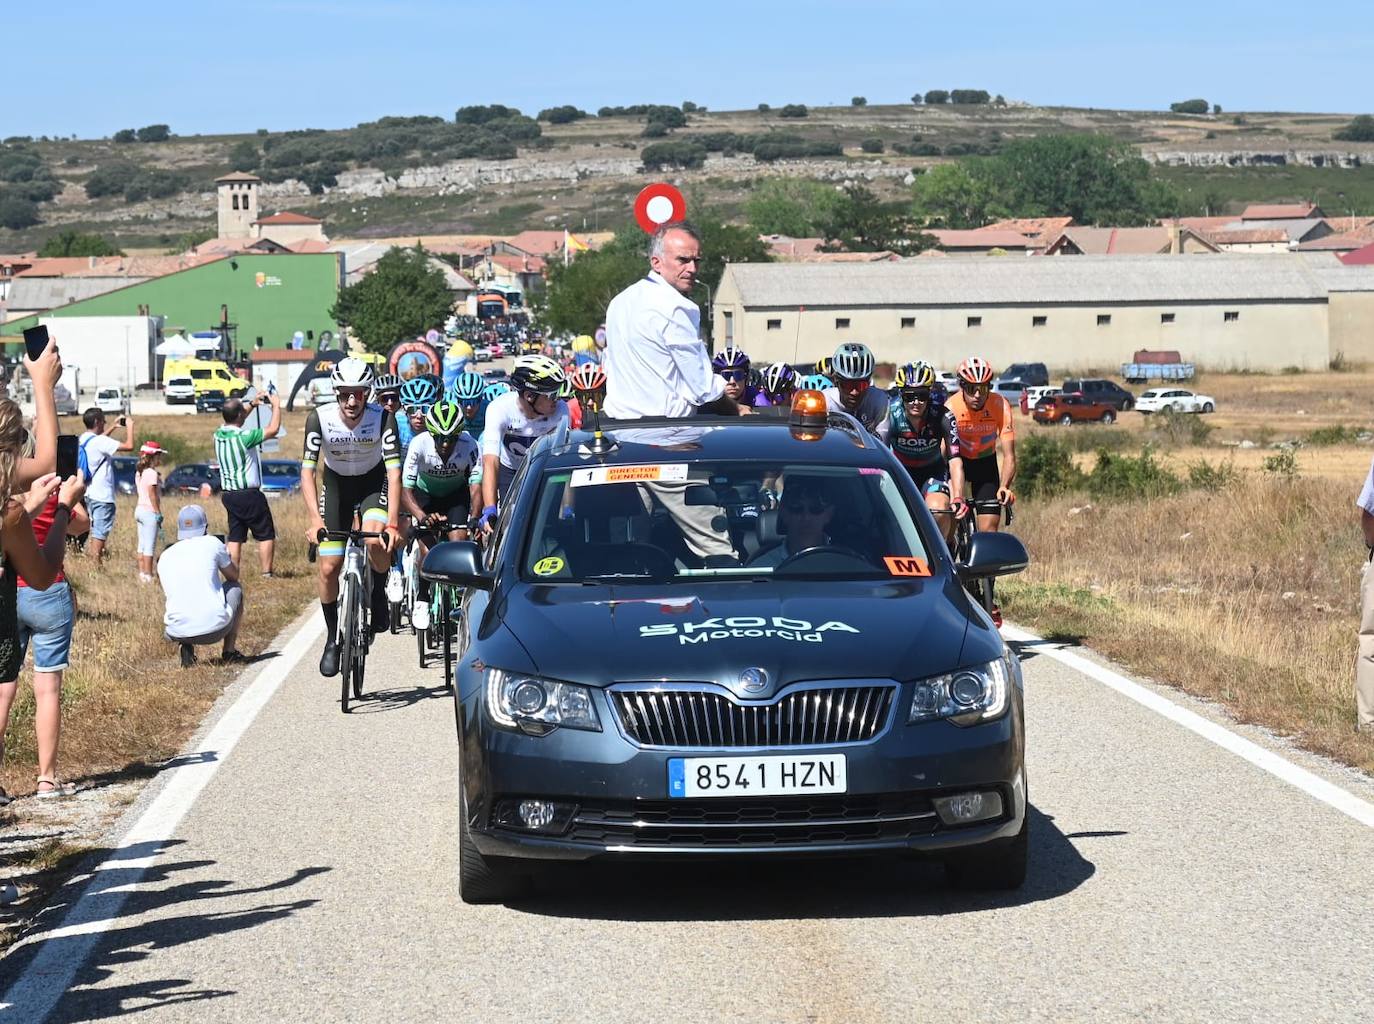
[{"xmin": 565, "ymin": 230, "xmax": 590, "ymax": 253}]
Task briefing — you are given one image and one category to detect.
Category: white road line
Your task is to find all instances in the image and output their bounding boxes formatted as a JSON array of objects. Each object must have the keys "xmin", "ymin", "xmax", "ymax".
[
  {"xmin": 0, "ymin": 613, "xmax": 324, "ymax": 1020},
  {"xmin": 1003, "ymin": 624, "xmax": 1374, "ymax": 830}
]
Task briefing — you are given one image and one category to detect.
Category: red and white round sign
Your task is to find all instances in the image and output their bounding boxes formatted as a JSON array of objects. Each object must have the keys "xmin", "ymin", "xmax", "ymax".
[{"xmin": 633, "ymin": 183, "xmax": 687, "ymax": 234}]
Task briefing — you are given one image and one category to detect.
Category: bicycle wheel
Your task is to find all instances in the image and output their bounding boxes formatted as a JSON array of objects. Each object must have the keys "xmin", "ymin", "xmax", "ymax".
[
  {"xmin": 351, "ymin": 567, "xmax": 369, "ymax": 700},
  {"xmin": 442, "ymin": 588, "xmax": 454, "ymax": 693},
  {"xmin": 339, "ymin": 575, "xmax": 355, "ymax": 713}
]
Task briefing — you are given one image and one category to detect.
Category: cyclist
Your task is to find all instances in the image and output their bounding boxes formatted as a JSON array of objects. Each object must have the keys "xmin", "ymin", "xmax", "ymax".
[
  {"xmin": 946, "ymin": 355, "xmax": 1017, "ymax": 622},
  {"xmin": 823, "ymin": 342, "xmax": 888, "ymax": 432},
  {"xmin": 875, "ymin": 361, "xmax": 966, "ymax": 543},
  {"xmin": 398, "ymin": 375, "xmax": 441, "ymax": 449},
  {"xmin": 450, "ymin": 370, "xmax": 488, "ymax": 430},
  {"xmin": 712, "ymin": 345, "xmax": 755, "ymax": 406},
  {"xmin": 374, "ymin": 373, "xmax": 403, "ymax": 417},
  {"xmin": 301, "ymin": 357, "xmax": 402, "ymax": 677},
  {"xmin": 560, "ymin": 376, "xmax": 583, "ymax": 429},
  {"xmin": 757, "ymin": 362, "xmax": 797, "ymax": 407},
  {"xmin": 815, "ymin": 355, "xmax": 834, "ymax": 380},
  {"xmin": 478, "ymin": 355, "xmax": 569, "ymax": 531},
  {"xmin": 402, "ymin": 401, "xmax": 481, "ymax": 612},
  {"xmin": 799, "ymin": 372, "xmax": 832, "ymax": 392}
]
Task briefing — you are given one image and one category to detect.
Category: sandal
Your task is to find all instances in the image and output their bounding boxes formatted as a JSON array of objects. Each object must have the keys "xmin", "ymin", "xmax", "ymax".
[{"xmin": 35, "ymin": 776, "xmax": 77, "ymax": 799}]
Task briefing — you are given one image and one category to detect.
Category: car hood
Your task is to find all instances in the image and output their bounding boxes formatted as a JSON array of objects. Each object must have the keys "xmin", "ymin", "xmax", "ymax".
[{"xmin": 496, "ymin": 579, "xmax": 986, "ymax": 699}]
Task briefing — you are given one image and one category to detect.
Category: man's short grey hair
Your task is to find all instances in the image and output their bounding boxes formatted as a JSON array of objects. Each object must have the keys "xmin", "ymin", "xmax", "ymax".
[{"xmin": 649, "ymin": 220, "xmax": 703, "ymax": 260}]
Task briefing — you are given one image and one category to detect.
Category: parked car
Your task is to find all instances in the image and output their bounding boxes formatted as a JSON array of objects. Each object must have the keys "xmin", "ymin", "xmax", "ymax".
[
  {"xmin": 95, "ymin": 387, "xmax": 129, "ymax": 415},
  {"xmin": 1135, "ymin": 388, "xmax": 1216, "ymax": 415},
  {"xmin": 1033, "ymin": 392, "xmax": 1118, "ymax": 425},
  {"xmin": 1024, "ymin": 386, "xmax": 1061, "ymax": 407},
  {"xmin": 260, "ymin": 459, "xmax": 302, "ymax": 494},
  {"xmin": 164, "ymin": 377, "xmax": 196, "ymax": 405},
  {"xmin": 1061, "ymin": 378, "xmax": 1135, "ymax": 412},
  {"xmin": 472, "ymin": 346, "xmax": 493, "ymax": 363},
  {"xmin": 53, "ymin": 383, "xmax": 78, "ymax": 416},
  {"xmin": 999, "ymin": 362, "xmax": 1049, "ymax": 387},
  {"xmin": 992, "ymin": 380, "xmax": 1026, "ymax": 405},
  {"xmin": 162, "ymin": 462, "xmax": 222, "ymax": 495},
  {"xmin": 195, "ymin": 392, "xmax": 227, "ymax": 414},
  {"xmin": 112, "ymin": 455, "xmax": 138, "ymax": 496},
  {"xmin": 483, "ymin": 368, "xmax": 509, "ymax": 382},
  {"xmin": 308, "ymin": 376, "xmax": 337, "ymax": 407},
  {"xmin": 933, "ymin": 370, "xmax": 960, "ymax": 390}
]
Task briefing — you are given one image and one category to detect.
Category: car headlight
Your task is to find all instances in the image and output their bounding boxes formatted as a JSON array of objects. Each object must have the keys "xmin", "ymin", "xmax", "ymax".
[
  {"xmin": 486, "ymin": 669, "xmax": 601, "ymax": 735},
  {"xmin": 908, "ymin": 655, "xmax": 1011, "ymax": 726}
]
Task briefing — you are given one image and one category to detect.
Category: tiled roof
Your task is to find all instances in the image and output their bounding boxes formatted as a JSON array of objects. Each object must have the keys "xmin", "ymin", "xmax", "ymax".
[
  {"xmin": 1208, "ymin": 228, "xmax": 1291, "ymax": 245},
  {"xmin": 797, "ymin": 251, "xmax": 900, "ymax": 263},
  {"xmin": 929, "ymin": 229, "xmax": 1032, "ymax": 250},
  {"xmin": 1340, "ymin": 242, "xmax": 1374, "ymax": 266},
  {"xmin": 1242, "ymin": 202, "xmax": 1321, "ymax": 221},
  {"xmin": 981, "ymin": 217, "xmax": 1073, "ymax": 242},
  {"xmin": 721, "ymin": 253, "xmax": 1373, "ymax": 308},
  {"xmin": 1229, "ymin": 217, "xmax": 1328, "ymax": 243},
  {"xmin": 215, "ymin": 171, "xmax": 262, "ymax": 183},
  {"xmin": 287, "ymin": 239, "xmax": 331, "ymax": 253},
  {"xmin": 1047, "ymin": 227, "xmax": 1177, "ymax": 255},
  {"xmin": 16, "ymin": 254, "xmax": 223, "ymax": 277},
  {"xmin": 254, "ymin": 211, "xmax": 323, "ymax": 225},
  {"xmin": 761, "ymin": 235, "xmax": 828, "ymax": 258},
  {"xmin": 490, "ymin": 252, "xmax": 547, "ymax": 274},
  {"xmin": 506, "ymin": 230, "xmax": 570, "ymax": 256}
]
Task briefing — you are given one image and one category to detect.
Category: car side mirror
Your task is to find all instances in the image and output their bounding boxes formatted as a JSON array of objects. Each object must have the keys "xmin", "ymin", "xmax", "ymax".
[
  {"xmin": 422, "ymin": 540, "xmax": 494, "ymax": 591},
  {"xmin": 956, "ymin": 531, "xmax": 1029, "ymax": 581}
]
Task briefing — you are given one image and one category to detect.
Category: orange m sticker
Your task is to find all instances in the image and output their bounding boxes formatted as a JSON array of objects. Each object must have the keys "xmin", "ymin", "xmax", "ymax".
[{"xmin": 884, "ymin": 555, "xmax": 931, "ymax": 577}]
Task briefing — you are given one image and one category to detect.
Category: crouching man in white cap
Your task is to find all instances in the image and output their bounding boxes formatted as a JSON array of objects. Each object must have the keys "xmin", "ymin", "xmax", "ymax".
[{"xmin": 157, "ymin": 504, "xmax": 246, "ymax": 668}]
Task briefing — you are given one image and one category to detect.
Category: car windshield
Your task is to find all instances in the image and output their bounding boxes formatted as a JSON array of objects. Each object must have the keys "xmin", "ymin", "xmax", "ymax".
[
  {"xmin": 520, "ymin": 458, "xmax": 934, "ymax": 583},
  {"xmin": 263, "ymin": 463, "xmax": 298, "ymax": 478}
]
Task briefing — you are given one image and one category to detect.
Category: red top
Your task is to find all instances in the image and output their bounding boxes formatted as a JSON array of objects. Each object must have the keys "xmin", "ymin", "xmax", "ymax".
[{"xmin": 17, "ymin": 494, "xmax": 62, "ymax": 588}]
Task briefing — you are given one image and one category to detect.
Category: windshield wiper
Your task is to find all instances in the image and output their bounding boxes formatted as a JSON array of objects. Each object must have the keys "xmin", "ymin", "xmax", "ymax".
[{"xmin": 578, "ymin": 573, "xmax": 670, "ymax": 583}]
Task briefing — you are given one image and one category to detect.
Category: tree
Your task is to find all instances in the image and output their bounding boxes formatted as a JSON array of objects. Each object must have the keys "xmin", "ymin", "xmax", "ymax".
[
  {"xmin": 229, "ymin": 140, "xmax": 259, "ymax": 171},
  {"xmin": 113, "ymin": 129, "xmax": 137, "ymax": 143},
  {"xmin": 860, "ymin": 137, "xmax": 884, "ymax": 153},
  {"xmin": 851, "ymin": 96, "xmax": 867, "ymax": 106},
  {"xmin": 329, "ymin": 246, "xmax": 453, "ymax": 353},
  {"xmin": 924, "ymin": 90, "xmax": 950, "ymax": 105},
  {"xmin": 744, "ymin": 178, "xmax": 845, "ymax": 236},
  {"xmin": 910, "ymin": 94, "xmax": 923, "ymax": 105},
  {"xmin": 455, "ymin": 104, "xmax": 522, "ymax": 124},
  {"xmin": 645, "ymin": 105, "xmax": 687, "ymax": 128},
  {"xmin": 778, "ymin": 104, "xmax": 809, "ymax": 118},
  {"xmin": 641, "ymin": 122, "xmax": 669, "ymax": 138},
  {"xmin": 538, "ymin": 105, "xmax": 587, "ymax": 124},
  {"xmin": 39, "ymin": 231, "xmax": 123, "ymax": 257},
  {"xmin": 1335, "ymin": 115, "xmax": 1374, "ymax": 142},
  {"xmin": 990, "ymin": 134, "xmax": 1178, "ymax": 224},
  {"xmin": 819, "ymin": 184, "xmax": 935, "ymax": 256},
  {"xmin": 682, "ymin": 101, "xmax": 699, "ymax": 113},
  {"xmin": 136, "ymin": 124, "xmax": 171, "ymax": 142},
  {"xmin": 1169, "ymin": 99, "xmax": 1210, "ymax": 115},
  {"xmin": 950, "ymin": 89, "xmax": 991, "ymax": 105},
  {"xmin": 0, "ymin": 194, "xmax": 39, "ymax": 229},
  {"xmin": 911, "ymin": 161, "xmax": 1005, "ymax": 228},
  {"xmin": 538, "ymin": 229, "xmax": 645, "ymax": 336},
  {"xmin": 1212, "ymin": 103, "xmax": 1222, "ymax": 115},
  {"xmin": 640, "ymin": 140, "xmax": 706, "ymax": 170},
  {"xmin": 757, "ymin": 103, "xmax": 771, "ymax": 112}
]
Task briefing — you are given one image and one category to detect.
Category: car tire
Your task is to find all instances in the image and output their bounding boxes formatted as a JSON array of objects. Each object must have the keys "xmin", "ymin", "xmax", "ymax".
[
  {"xmin": 944, "ymin": 811, "xmax": 1029, "ymax": 891},
  {"xmin": 1059, "ymin": 414, "xmax": 1073, "ymax": 426},
  {"xmin": 1202, "ymin": 402, "xmax": 1214, "ymax": 413},
  {"xmin": 458, "ymin": 795, "xmax": 528, "ymax": 905},
  {"xmin": 1100, "ymin": 410, "xmax": 1116, "ymax": 425},
  {"xmin": 1123, "ymin": 399, "xmax": 1134, "ymax": 412}
]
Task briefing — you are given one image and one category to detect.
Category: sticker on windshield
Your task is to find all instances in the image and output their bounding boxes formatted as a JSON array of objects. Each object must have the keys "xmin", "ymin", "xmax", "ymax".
[
  {"xmin": 532, "ymin": 556, "xmax": 565, "ymax": 576},
  {"xmin": 884, "ymin": 555, "xmax": 931, "ymax": 577},
  {"xmin": 569, "ymin": 463, "xmax": 689, "ymax": 488}
]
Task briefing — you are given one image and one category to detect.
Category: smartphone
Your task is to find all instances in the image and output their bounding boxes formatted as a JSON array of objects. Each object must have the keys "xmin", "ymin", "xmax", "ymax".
[
  {"xmin": 57, "ymin": 434, "xmax": 78, "ymax": 480},
  {"xmin": 22, "ymin": 325, "xmax": 49, "ymax": 361}
]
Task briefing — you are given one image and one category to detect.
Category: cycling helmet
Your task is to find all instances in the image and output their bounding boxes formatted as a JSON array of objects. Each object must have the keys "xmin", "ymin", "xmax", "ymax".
[
  {"xmin": 897, "ymin": 361, "xmax": 936, "ymax": 390},
  {"xmin": 799, "ymin": 373, "xmax": 832, "ymax": 392},
  {"xmin": 510, "ymin": 354, "xmax": 565, "ymax": 395},
  {"xmin": 831, "ymin": 342, "xmax": 875, "ymax": 381},
  {"xmin": 558, "ymin": 377, "xmax": 574, "ymax": 400},
  {"xmin": 330, "ymin": 357, "xmax": 375, "ymax": 391},
  {"xmin": 451, "ymin": 370, "xmax": 486, "ymax": 403},
  {"xmin": 711, "ymin": 345, "xmax": 750, "ymax": 373},
  {"xmin": 483, "ymin": 380, "xmax": 513, "ymax": 402},
  {"xmin": 424, "ymin": 401, "xmax": 465, "ymax": 438},
  {"xmin": 373, "ymin": 372, "xmax": 402, "ymax": 395},
  {"xmin": 399, "ymin": 375, "xmax": 441, "ymax": 409},
  {"xmin": 957, "ymin": 356, "xmax": 995, "ymax": 384},
  {"xmin": 761, "ymin": 362, "xmax": 797, "ymax": 398},
  {"xmin": 815, "ymin": 356, "xmax": 834, "ymax": 379},
  {"xmin": 930, "ymin": 382, "xmax": 948, "ymax": 406},
  {"xmin": 568, "ymin": 363, "xmax": 607, "ymax": 393}
]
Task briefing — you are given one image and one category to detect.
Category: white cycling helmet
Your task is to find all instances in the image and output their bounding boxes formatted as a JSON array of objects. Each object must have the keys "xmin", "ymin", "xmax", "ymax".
[
  {"xmin": 831, "ymin": 342, "xmax": 875, "ymax": 381},
  {"xmin": 331, "ymin": 357, "xmax": 375, "ymax": 391}
]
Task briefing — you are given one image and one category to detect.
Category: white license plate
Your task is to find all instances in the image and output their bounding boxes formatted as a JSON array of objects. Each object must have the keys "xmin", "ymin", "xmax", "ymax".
[{"xmin": 667, "ymin": 755, "xmax": 847, "ymax": 798}]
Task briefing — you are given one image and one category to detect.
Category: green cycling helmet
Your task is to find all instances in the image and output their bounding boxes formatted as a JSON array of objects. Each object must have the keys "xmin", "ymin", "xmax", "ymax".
[{"xmin": 424, "ymin": 401, "xmax": 466, "ymax": 439}]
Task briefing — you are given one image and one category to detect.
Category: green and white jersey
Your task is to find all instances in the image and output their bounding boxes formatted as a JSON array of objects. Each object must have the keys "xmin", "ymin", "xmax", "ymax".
[
  {"xmin": 402, "ymin": 431, "xmax": 480, "ymax": 497},
  {"xmin": 214, "ymin": 424, "xmax": 265, "ymax": 490}
]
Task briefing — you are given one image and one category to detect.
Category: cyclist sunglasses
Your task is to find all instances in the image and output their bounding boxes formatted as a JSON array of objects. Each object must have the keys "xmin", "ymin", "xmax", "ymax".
[
  {"xmin": 405, "ymin": 403, "xmax": 433, "ymax": 415},
  {"xmin": 783, "ymin": 498, "xmax": 830, "ymax": 515},
  {"xmin": 718, "ymin": 369, "xmax": 749, "ymax": 382},
  {"xmin": 961, "ymin": 382, "xmax": 992, "ymax": 395},
  {"xmin": 902, "ymin": 388, "xmax": 932, "ymax": 403},
  {"xmin": 337, "ymin": 387, "xmax": 370, "ymax": 402}
]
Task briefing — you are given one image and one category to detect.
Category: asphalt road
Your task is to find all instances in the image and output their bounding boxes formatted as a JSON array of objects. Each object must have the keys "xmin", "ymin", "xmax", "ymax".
[{"xmin": 3, "ymin": 618, "xmax": 1373, "ymax": 1024}]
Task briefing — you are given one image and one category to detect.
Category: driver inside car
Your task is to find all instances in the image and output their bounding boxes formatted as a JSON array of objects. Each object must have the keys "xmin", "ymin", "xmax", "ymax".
[{"xmin": 747, "ymin": 478, "xmax": 835, "ymax": 568}]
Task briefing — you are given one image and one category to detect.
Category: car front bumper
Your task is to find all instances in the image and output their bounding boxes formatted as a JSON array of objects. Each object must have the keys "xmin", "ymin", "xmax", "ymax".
[{"xmin": 459, "ymin": 690, "xmax": 1025, "ymax": 862}]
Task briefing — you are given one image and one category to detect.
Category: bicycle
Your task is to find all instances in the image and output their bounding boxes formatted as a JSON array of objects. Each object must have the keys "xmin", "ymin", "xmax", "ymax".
[
  {"xmin": 408, "ymin": 517, "xmax": 468, "ymax": 689},
  {"xmin": 318, "ymin": 527, "xmax": 387, "ymax": 713},
  {"xmin": 946, "ymin": 500, "xmax": 1014, "ymax": 620}
]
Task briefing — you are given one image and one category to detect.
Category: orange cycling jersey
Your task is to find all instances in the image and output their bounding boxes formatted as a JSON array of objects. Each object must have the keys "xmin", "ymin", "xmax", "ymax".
[{"xmin": 947, "ymin": 391, "xmax": 1015, "ymax": 460}]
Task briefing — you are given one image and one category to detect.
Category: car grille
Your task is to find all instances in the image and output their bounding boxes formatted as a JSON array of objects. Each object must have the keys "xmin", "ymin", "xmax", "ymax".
[
  {"xmin": 565, "ymin": 793, "xmax": 937, "ymax": 848},
  {"xmin": 610, "ymin": 684, "xmax": 895, "ymax": 748}
]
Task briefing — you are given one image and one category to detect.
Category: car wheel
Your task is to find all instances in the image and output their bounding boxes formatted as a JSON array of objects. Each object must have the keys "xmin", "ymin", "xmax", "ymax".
[
  {"xmin": 1059, "ymin": 414, "xmax": 1073, "ymax": 426},
  {"xmin": 1123, "ymin": 399, "xmax": 1134, "ymax": 412},
  {"xmin": 458, "ymin": 795, "xmax": 529, "ymax": 905},
  {"xmin": 944, "ymin": 812, "xmax": 1029, "ymax": 891},
  {"xmin": 1100, "ymin": 410, "xmax": 1116, "ymax": 424},
  {"xmin": 1202, "ymin": 402, "xmax": 1214, "ymax": 414}
]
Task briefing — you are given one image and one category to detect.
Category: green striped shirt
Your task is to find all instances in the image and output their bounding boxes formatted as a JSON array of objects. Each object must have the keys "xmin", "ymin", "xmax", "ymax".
[{"xmin": 214, "ymin": 425, "xmax": 266, "ymax": 490}]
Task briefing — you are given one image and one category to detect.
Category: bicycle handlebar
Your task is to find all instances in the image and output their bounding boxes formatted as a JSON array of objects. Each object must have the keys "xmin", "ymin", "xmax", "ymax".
[{"xmin": 317, "ymin": 528, "xmax": 388, "ymax": 542}]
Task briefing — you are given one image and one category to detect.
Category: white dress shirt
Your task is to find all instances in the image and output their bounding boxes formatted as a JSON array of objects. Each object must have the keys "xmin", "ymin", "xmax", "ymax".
[{"xmin": 603, "ymin": 271, "xmax": 725, "ymax": 419}]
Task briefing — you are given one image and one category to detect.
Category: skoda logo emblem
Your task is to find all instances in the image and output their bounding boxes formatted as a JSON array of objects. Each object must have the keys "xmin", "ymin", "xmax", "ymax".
[{"xmin": 739, "ymin": 668, "xmax": 768, "ymax": 692}]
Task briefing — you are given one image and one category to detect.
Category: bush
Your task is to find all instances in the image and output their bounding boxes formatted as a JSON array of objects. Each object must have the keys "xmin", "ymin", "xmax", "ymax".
[
  {"xmin": 1016, "ymin": 434, "xmax": 1084, "ymax": 497},
  {"xmin": 1305, "ymin": 424, "xmax": 1360, "ymax": 446},
  {"xmin": 682, "ymin": 101, "xmax": 699, "ymax": 113},
  {"xmin": 0, "ymin": 193, "xmax": 39, "ymax": 229},
  {"xmin": 641, "ymin": 122, "xmax": 669, "ymax": 139},
  {"xmin": 229, "ymin": 140, "xmax": 259, "ymax": 171},
  {"xmin": 757, "ymin": 103, "xmax": 770, "ymax": 112},
  {"xmin": 1334, "ymin": 115, "xmax": 1374, "ymax": 142},
  {"xmin": 1148, "ymin": 407, "xmax": 1214, "ymax": 447},
  {"xmin": 113, "ymin": 128, "xmax": 137, "ymax": 143},
  {"xmin": 894, "ymin": 140, "xmax": 942, "ymax": 156},
  {"xmin": 538, "ymin": 105, "xmax": 587, "ymax": 124},
  {"xmin": 640, "ymin": 141, "xmax": 707, "ymax": 171},
  {"xmin": 778, "ymin": 104, "xmax": 809, "ymax": 118},
  {"xmin": 950, "ymin": 89, "xmax": 991, "ymax": 105},
  {"xmin": 1086, "ymin": 447, "xmax": 1182, "ymax": 498},
  {"xmin": 123, "ymin": 168, "xmax": 190, "ymax": 201},
  {"xmin": 924, "ymin": 90, "xmax": 950, "ymax": 105},
  {"xmin": 1262, "ymin": 448, "xmax": 1299, "ymax": 480},
  {"xmin": 84, "ymin": 163, "xmax": 140, "ymax": 198},
  {"xmin": 1212, "ymin": 103, "xmax": 1222, "ymax": 115},
  {"xmin": 860, "ymin": 137, "xmax": 884, "ymax": 153},
  {"xmin": 1187, "ymin": 457, "xmax": 1238, "ymax": 489},
  {"xmin": 455, "ymin": 104, "xmax": 522, "ymax": 124},
  {"xmin": 910, "ymin": 94, "xmax": 923, "ymax": 105},
  {"xmin": 1169, "ymin": 99, "xmax": 1210, "ymax": 115},
  {"xmin": 851, "ymin": 96, "xmax": 867, "ymax": 106},
  {"xmin": 136, "ymin": 124, "xmax": 171, "ymax": 142},
  {"xmin": 751, "ymin": 135, "xmax": 843, "ymax": 162},
  {"xmin": 646, "ymin": 105, "xmax": 687, "ymax": 128}
]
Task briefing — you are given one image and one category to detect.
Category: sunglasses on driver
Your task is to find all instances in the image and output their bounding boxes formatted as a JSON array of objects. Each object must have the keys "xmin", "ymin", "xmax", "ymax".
[{"xmin": 783, "ymin": 497, "xmax": 831, "ymax": 515}]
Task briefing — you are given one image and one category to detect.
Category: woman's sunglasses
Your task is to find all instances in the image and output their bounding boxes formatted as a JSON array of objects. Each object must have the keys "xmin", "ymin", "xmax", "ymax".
[{"xmin": 902, "ymin": 389, "xmax": 932, "ymax": 403}]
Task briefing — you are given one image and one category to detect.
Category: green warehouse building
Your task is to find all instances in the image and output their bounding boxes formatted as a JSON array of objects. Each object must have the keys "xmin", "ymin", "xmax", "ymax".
[{"xmin": 2, "ymin": 252, "xmax": 342, "ymax": 352}]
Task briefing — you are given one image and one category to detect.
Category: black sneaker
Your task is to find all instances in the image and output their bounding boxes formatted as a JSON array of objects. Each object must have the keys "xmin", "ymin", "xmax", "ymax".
[
  {"xmin": 319, "ymin": 641, "xmax": 341, "ymax": 677},
  {"xmin": 180, "ymin": 643, "xmax": 196, "ymax": 668}
]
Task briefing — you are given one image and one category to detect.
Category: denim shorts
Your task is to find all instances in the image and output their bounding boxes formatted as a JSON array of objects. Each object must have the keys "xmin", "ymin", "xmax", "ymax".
[
  {"xmin": 135, "ymin": 507, "xmax": 162, "ymax": 556},
  {"xmin": 87, "ymin": 499, "xmax": 116, "ymax": 540},
  {"xmin": 17, "ymin": 581, "xmax": 75, "ymax": 673}
]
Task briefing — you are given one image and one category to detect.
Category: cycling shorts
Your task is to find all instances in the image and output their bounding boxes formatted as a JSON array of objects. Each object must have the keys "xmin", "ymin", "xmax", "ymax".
[
  {"xmin": 317, "ymin": 464, "xmax": 388, "ymax": 558},
  {"xmin": 963, "ymin": 455, "xmax": 1001, "ymax": 507},
  {"xmin": 906, "ymin": 466, "xmax": 951, "ymax": 498},
  {"xmin": 416, "ymin": 489, "xmax": 472, "ymax": 529}
]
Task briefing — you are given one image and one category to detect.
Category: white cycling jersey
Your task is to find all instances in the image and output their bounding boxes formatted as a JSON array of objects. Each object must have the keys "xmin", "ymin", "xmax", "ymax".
[
  {"xmin": 302, "ymin": 403, "xmax": 401, "ymax": 476},
  {"xmin": 481, "ymin": 391, "xmax": 569, "ymax": 471},
  {"xmin": 403, "ymin": 431, "xmax": 480, "ymax": 496},
  {"xmin": 823, "ymin": 385, "xmax": 888, "ymax": 433}
]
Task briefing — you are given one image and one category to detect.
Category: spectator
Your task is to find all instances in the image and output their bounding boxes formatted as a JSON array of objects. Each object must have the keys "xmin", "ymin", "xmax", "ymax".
[
  {"xmin": 214, "ymin": 391, "xmax": 282, "ymax": 578},
  {"xmin": 1356, "ymin": 456, "xmax": 1374, "ymax": 732},
  {"xmin": 77, "ymin": 407, "xmax": 135, "ymax": 565},
  {"xmin": 156, "ymin": 504, "xmax": 245, "ymax": 668},
  {"xmin": 134, "ymin": 441, "xmax": 166, "ymax": 582},
  {"xmin": 18, "ymin": 337, "xmax": 62, "ymax": 489}
]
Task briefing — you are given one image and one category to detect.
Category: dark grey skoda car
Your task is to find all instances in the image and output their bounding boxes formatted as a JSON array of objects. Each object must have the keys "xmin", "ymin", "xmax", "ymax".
[{"xmin": 425, "ymin": 412, "xmax": 1030, "ymax": 903}]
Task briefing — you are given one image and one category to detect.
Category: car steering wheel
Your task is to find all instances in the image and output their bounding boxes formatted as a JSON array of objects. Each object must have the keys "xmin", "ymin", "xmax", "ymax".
[{"xmin": 774, "ymin": 544, "xmax": 872, "ymax": 571}]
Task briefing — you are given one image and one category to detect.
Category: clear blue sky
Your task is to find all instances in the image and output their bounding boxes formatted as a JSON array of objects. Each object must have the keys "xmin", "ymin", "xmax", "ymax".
[{"xmin": 11, "ymin": 0, "xmax": 1374, "ymax": 138}]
